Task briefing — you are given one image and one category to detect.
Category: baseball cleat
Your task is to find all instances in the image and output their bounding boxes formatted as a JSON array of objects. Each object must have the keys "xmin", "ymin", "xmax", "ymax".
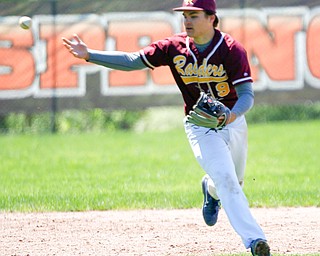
[
  {"xmin": 201, "ymin": 175, "xmax": 220, "ymax": 226},
  {"xmin": 250, "ymin": 239, "xmax": 271, "ymax": 256}
]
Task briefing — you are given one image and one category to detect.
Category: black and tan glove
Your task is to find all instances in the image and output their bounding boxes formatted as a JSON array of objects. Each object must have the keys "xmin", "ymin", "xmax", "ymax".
[{"xmin": 186, "ymin": 92, "xmax": 231, "ymax": 129}]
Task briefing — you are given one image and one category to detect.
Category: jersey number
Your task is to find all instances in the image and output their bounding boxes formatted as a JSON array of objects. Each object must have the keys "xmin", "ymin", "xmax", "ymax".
[{"xmin": 216, "ymin": 82, "xmax": 230, "ymax": 98}]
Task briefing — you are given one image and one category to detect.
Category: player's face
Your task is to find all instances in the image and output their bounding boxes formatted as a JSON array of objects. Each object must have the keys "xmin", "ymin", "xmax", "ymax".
[{"xmin": 183, "ymin": 11, "xmax": 214, "ymax": 43}]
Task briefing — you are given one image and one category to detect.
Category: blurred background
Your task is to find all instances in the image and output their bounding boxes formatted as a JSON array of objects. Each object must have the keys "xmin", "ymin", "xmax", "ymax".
[
  {"xmin": 1, "ymin": 0, "xmax": 319, "ymax": 15},
  {"xmin": 1, "ymin": 0, "xmax": 320, "ymax": 133}
]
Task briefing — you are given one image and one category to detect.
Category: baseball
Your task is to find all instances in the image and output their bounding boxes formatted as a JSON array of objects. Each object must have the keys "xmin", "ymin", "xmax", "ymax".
[{"xmin": 19, "ymin": 16, "xmax": 32, "ymax": 30}]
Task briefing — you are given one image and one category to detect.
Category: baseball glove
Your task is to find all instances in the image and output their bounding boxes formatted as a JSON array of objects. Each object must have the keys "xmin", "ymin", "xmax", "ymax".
[{"xmin": 186, "ymin": 92, "xmax": 231, "ymax": 129}]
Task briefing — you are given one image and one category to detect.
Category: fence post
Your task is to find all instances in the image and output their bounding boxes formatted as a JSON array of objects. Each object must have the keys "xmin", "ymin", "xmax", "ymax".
[{"xmin": 50, "ymin": 0, "xmax": 58, "ymax": 133}]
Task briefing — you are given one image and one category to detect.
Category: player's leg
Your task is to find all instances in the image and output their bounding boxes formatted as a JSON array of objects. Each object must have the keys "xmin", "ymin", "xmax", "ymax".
[
  {"xmin": 201, "ymin": 174, "xmax": 221, "ymax": 226},
  {"xmin": 206, "ymin": 173, "xmax": 219, "ymax": 199},
  {"xmin": 202, "ymin": 116, "xmax": 247, "ymax": 200},
  {"xmin": 184, "ymin": 117, "xmax": 267, "ymax": 249},
  {"xmin": 198, "ymin": 116, "xmax": 246, "ymax": 226},
  {"xmin": 227, "ymin": 117, "xmax": 271, "ymax": 255},
  {"xmin": 227, "ymin": 116, "xmax": 248, "ymax": 187}
]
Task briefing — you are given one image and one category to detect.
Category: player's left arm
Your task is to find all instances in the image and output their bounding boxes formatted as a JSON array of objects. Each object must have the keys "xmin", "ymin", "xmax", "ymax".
[{"xmin": 226, "ymin": 82, "xmax": 254, "ymax": 124}]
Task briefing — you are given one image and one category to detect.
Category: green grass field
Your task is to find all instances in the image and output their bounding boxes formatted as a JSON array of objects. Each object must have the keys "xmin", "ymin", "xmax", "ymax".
[{"xmin": 1, "ymin": 120, "xmax": 319, "ymax": 213}]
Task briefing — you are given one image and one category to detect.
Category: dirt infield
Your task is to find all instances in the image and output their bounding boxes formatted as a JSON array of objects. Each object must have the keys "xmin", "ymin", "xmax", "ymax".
[{"xmin": 1, "ymin": 207, "xmax": 319, "ymax": 256}]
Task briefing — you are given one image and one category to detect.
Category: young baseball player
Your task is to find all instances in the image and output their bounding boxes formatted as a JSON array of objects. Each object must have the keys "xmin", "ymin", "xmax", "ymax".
[{"xmin": 62, "ymin": 0, "xmax": 271, "ymax": 255}]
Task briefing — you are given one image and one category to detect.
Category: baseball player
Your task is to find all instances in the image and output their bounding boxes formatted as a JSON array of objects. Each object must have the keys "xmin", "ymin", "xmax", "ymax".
[{"xmin": 62, "ymin": 0, "xmax": 271, "ymax": 255}]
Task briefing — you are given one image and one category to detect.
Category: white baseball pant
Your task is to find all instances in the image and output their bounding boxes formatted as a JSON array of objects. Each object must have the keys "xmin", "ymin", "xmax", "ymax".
[{"xmin": 184, "ymin": 115, "xmax": 266, "ymax": 248}]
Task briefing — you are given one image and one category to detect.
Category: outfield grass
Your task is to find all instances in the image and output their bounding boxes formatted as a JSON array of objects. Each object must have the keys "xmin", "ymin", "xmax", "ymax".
[
  {"xmin": 0, "ymin": 120, "xmax": 319, "ymax": 212},
  {"xmin": 246, "ymin": 120, "xmax": 320, "ymax": 207}
]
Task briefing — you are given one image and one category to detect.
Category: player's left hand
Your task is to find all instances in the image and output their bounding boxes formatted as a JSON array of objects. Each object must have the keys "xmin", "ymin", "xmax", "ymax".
[
  {"xmin": 186, "ymin": 92, "xmax": 231, "ymax": 129},
  {"xmin": 219, "ymin": 111, "xmax": 236, "ymax": 125}
]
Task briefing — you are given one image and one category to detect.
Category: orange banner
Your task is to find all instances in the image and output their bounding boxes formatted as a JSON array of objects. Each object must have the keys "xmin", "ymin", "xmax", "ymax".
[{"xmin": 0, "ymin": 8, "xmax": 319, "ymax": 100}]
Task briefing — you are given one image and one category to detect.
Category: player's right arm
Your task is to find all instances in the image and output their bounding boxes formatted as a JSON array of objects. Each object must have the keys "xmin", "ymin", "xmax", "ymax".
[
  {"xmin": 62, "ymin": 34, "xmax": 146, "ymax": 71},
  {"xmin": 88, "ymin": 50, "xmax": 146, "ymax": 71}
]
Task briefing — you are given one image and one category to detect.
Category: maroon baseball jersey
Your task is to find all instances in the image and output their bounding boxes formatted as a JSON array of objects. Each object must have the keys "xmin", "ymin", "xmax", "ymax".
[{"xmin": 139, "ymin": 29, "xmax": 252, "ymax": 115}]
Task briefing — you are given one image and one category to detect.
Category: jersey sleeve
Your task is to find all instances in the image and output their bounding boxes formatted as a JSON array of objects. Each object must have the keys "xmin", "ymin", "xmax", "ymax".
[
  {"xmin": 224, "ymin": 35, "xmax": 253, "ymax": 86},
  {"xmin": 139, "ymin": 38, "xmax": 171, "ymax": 69}
]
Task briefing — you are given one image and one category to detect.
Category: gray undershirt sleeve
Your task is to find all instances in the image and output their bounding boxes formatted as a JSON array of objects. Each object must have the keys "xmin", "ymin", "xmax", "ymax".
[
  {"xmin": 87, "ymin": 50, "xmax": 147, "ymax": 71},
  {"xmin": 232, "ymin": 82, "xmax": 254, "ymax": 117}
]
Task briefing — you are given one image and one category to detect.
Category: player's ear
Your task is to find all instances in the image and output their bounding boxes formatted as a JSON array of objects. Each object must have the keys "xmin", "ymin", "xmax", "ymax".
[{"xmin": 210, "ymin": 15, "xmax": 215, "ymax": 24}]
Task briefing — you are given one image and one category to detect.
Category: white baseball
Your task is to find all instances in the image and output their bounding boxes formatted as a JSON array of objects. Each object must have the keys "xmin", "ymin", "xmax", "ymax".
[{"xmin": 19, "ymin": 16, "xmax": 32, "ymax": 30}]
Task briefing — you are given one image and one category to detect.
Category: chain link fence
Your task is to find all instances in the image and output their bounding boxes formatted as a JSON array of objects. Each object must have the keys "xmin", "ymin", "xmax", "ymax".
[{"xmin": 1, "ymin": 0, "xmax": 320, "ymax": 133}]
